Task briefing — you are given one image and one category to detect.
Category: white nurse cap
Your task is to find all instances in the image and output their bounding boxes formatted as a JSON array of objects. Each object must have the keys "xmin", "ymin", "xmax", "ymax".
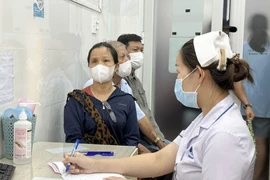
[{"xmin": 194, "ymin": 31, "xmax": 234, "ymax": 71}]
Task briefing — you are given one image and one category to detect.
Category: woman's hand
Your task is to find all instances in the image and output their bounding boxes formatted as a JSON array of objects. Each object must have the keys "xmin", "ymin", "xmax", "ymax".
[
  {"xmin": 62, "ymin": 152, "xmax": 95, "ymax": 174},
  {"xmin": 103, "ymin": 177, "xmax": 128, "ymax": 180},
  {"xmin": 138, "ymin": 144, "xmax": 151, "ymax": 154},
  {"xmin": 156, "ymin": 140, "xmax": 167, "ymax": 149},
  {"xmin": 245, "ymin": 107, "xmax": 255, "ymax": 120}
]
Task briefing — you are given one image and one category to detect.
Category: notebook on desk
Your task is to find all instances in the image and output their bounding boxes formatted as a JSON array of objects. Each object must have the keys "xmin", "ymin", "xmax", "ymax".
[{"xmin": 48, "ymin": 162, "xmax": 125, "ymax": 180}]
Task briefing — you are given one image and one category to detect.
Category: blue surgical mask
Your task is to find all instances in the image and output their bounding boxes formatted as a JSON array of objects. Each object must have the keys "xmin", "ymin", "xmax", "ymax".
[{"xmin": 174, "ymin": 69, "xmax": 201, "ymax": 109}]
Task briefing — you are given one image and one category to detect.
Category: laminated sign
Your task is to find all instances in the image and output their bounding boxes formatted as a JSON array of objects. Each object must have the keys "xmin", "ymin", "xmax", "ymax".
[{"xmin": 33, "ymin": 0, "xmax": 44, "ymax": 18}]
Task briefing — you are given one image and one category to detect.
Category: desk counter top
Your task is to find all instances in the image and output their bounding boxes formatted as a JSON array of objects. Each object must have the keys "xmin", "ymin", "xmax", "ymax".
[{"xmin": 0, "ymin": 142, "xmax": 138, "ymax": 180}]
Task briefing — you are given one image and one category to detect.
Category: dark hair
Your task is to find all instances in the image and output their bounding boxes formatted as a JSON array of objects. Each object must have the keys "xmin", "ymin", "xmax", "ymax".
[
  {"xmin": 87, "ymin": 42, "xmax": 118, "ymax": 65},
  {"xmin": 248, "ymin": 14, "xmax": 269, "ymax": 53},
  {"xmin": 181, "ymin": 39, "xmax": 254, "ymax": 90},
  {"xmin": 117, "ymin": 34, "xmax": 142, "ymax": 47}
]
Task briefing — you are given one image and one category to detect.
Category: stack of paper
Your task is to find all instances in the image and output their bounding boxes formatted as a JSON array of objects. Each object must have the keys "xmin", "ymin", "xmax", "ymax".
[{"xmin": 48, "ymin": 162, "xmax": 125, "ymax": 180}]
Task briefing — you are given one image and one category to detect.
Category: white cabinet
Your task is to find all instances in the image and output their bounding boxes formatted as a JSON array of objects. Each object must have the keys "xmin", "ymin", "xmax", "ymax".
[{"xmin": 171, "ymin": 0, "xmax": 213, "ymax": 37}]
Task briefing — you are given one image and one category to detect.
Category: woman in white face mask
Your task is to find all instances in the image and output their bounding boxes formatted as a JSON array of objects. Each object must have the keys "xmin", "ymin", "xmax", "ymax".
[
  {"xmin": 63, "ymin": 32, "xmax": 256, "ymax": 180},
  {"xmin": 83, "ymin": 41, "xmax": 132, "ymax": 88},
  {"xmin": 64, "ymin": 42, "xmax": 140, "ymax": 147}
]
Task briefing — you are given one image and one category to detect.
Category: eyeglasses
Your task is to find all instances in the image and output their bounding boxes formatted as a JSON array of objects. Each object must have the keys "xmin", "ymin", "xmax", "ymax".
[{"xmin": 103, "ymin": 101, "xmax": 116, "ymax": 122}]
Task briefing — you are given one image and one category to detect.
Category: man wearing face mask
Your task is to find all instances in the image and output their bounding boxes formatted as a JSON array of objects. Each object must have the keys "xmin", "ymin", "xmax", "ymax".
[
  {"xmin": 117, "ymin": 34, "xmax": 169, "ymax": 152},
  {"xmin": 84, "ymin": 41, "xmax": 167, "ymax": 153}
]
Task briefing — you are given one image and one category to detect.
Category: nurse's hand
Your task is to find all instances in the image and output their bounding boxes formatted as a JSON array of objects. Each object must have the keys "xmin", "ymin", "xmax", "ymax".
[
  {"xmin": 245, "ymin": 107, "xmax": 255, "ymax": 120},
  {"xmin": 103, "ymin": 177, "xmax": 128, "ymax": 180},
  {"xmin": 63, "ymin": 152, "xmax": 95, "ymax": 174}
]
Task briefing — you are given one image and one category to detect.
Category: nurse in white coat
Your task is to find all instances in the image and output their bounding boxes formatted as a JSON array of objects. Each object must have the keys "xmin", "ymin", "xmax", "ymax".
[{"xmin": 63, "ymin": 31, "xmax": 256, "ymax": 180}]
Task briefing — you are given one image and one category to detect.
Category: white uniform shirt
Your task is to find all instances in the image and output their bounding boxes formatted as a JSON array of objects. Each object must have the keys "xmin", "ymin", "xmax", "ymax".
[
  {"xmin": 83, "ymin": 79, "xmax": 145, "ymax": 121},
  {"xmin": 173, "ymin": 95, "xmax": 255, "ymax": 180}
]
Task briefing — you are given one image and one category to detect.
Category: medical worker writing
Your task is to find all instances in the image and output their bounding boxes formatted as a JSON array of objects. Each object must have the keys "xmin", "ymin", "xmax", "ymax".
[{"xmin": 63, "ymin": 31, "xmax": 256, "ymax": 180}]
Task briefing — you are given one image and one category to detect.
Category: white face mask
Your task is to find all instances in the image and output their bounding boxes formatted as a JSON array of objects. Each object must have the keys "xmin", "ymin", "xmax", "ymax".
[
  {"xmin": 116, "ymin": 61, "xmax": 132, "ymax": 77},
  {"xmin": 89, "ymin": 64, "xmax": 115, "ymax": 84},
  {"xmin": 129, "ymin": 52, "xmax": 144, "ymax": 70}
]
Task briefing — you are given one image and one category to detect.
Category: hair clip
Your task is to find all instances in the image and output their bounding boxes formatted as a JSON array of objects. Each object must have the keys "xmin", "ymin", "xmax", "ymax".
[
  {"xmin": 217, "ymin": 48, "xmax": 227, "ymax": 71},
  {"xmin": 232, "ymin": 53, "xmax": 240, "ymax": 64}
]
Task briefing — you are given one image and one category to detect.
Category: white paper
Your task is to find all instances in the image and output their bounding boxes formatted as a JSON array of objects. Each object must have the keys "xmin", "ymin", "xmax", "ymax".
[
  {"xmin": 0, "ymin": 53, "xmax": 14, "ymax": 105},
  {"xmin": 62, "ymin": 173, "xmax": 125, "ymax": 180},
  {"xmin": 45, "ymin": 146, "xmax": 88, "ymax": 154},
  {"xmin": 48, "ymin": 162, "xmax": 66, "ymax": 174},
  {"xmin": 49, "ymin": 161, "xmax": 124, "ymax": 180},
  {"xmin": 32, "ymin": 178, "xmax": 61, "ymax": 180}
]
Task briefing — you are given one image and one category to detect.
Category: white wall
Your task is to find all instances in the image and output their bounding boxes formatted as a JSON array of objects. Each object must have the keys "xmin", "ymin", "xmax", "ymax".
[{"xmin": 0, "ymin": 0, "xmax": 143, "ymax": 158}]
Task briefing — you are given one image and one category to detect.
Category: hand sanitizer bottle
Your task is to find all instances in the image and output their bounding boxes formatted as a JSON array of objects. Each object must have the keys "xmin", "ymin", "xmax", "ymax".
[{"xmin": 13, "ymin": 103, "xmax": 32, "ymax": 164}]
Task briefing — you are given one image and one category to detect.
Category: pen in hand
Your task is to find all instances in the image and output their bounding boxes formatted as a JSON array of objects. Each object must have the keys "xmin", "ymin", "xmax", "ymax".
[{"xmin": 65, "ymin": 139, "xmax": 80, "ymax": 172}]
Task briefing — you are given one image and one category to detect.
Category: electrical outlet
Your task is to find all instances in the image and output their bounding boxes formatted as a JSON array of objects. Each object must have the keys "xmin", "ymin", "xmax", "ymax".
[{"xmin": 92, "ymin": 15, "xmax": 98, "ymax": 34}]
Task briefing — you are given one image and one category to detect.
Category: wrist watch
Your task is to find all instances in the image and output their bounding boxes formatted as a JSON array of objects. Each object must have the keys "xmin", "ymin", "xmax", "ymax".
[
  {"xmin": 243, "ymin": 103, "xmax": 252, "ymax": 109},
  {"xmin": 154, "ymin": 137, "xmax": 161, "ymax": 144}
]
